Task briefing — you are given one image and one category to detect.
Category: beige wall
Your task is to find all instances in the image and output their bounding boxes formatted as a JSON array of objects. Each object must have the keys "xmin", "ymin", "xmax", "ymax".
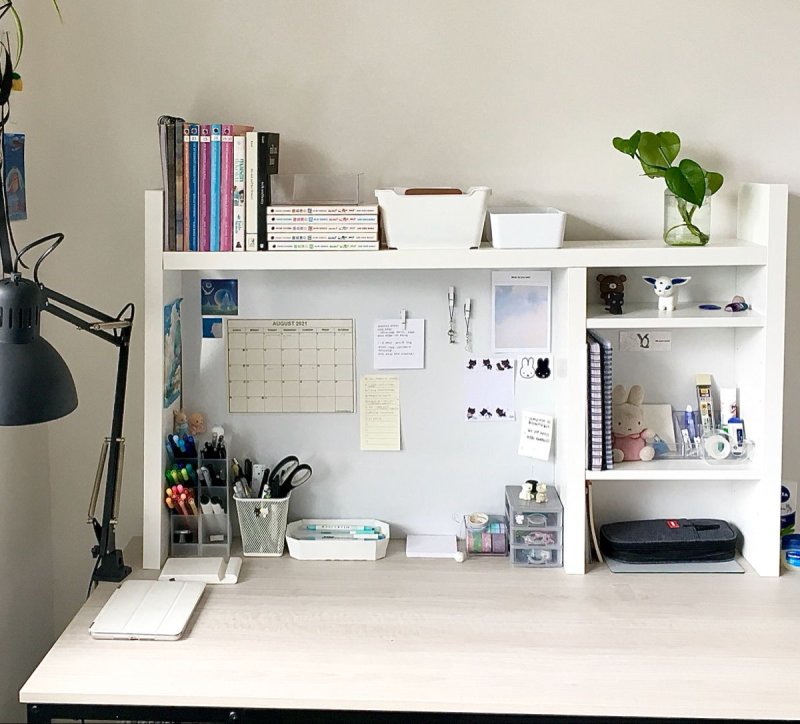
[{"xmin": 3, "ymin": 0, "xmax": 798, "ymax": 716}]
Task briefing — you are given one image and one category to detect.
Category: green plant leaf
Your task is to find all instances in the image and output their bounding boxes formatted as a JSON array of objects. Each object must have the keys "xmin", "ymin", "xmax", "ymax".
[
  {"xmin": 612, "ymin": 130, "xmax": 641, "ymax": 158},
  {"xmin": 639, "ymin": 160, "xmax": 666, "ymax": 179},
  {"xmin": 655, "ymin": 132, "xmax": 680, "ymax": 164},
  {"xmin": 665, "ymin": 159, "xmax": 706, "ymax": 206},
  {"xmin": 705, "ymin": 171, "xmax": 724, "ymax": 196},
  {"xmin": 638, "ymin": 131, "xmax": 675, "ymax": 170}
]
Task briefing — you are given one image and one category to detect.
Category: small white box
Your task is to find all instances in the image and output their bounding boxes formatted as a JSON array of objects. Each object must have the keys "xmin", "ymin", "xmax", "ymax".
[
  {"xmin": 375, "ymin": 187, "xmax": 491, "ymax": 250},
  {"xmin": 489, "ymin": 207, "xmax": 566, "ymax": 249},
  {"xmin": 286, "ymin": 519, "xmax": 390, "ymax": 561}
]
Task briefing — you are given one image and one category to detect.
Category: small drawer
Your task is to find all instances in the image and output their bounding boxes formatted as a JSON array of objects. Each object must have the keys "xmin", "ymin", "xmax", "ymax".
[
  {"xmin": 506, "ymin": 509, "xmax": 562, "ymax": 529},
  {"xmin": 511, "ymin": 545, "xmax": 562, "ymax": 567},
  {"xmin": 512, "ymin": 528, "xmax": 561, "ymax": 547}
]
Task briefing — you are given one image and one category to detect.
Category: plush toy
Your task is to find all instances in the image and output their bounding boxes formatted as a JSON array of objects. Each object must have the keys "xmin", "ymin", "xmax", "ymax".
[
  {"xmin": 534, "ymin": 481, "xmax": 548, "ymax": 504},
  {"xmin": 519, "ymin": 480, "xmax": 534, "ymax": 501},
  {"xmin": 605, "ymin": 291, "xmax": 625, "ymax": 315},
  {"xmin": 642, "ymin": 275, "xmax": 691, "ymax": 312},
  {"xmin": 187, "ymin": 412, "xmax": 206, "ymax": 436},
  {"xmin": 612, "ymin": 384, "xmax": 655, "ymax": 463},
  {"xmin": 597, "ymin": 274, "xmax": 627, "ymax": 304},
  {"xmin": 173, "ymin": 409, "xmax": 189, "ymax": 436}
]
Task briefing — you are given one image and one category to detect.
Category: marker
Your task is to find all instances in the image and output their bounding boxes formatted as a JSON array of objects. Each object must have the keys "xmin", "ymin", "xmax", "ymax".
[
  {"xmin": 295, "ymin": 533, "xmax": 385, "ymax": 541},
  {"xmin": 305, "ymin": 524, "xmax": 380, "ymax": 533}
]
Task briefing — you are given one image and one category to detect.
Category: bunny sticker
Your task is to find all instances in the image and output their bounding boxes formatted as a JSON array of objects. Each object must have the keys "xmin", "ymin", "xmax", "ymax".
[{"xmin": 519, "ymin": 357, "xmax": 536, "ymax": 379}]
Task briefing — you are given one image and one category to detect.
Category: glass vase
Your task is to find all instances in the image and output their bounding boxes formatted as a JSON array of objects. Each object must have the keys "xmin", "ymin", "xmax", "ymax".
[{"xmin": 663, "ymin": 190, "xmax": 710, "ymax": 246}]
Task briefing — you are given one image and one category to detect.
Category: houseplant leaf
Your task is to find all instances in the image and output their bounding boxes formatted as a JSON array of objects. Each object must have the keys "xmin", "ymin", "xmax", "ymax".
[
  {"xmin": 655, "ymin": 132, "xmax": 680, "ymax": 165},
  {"xmin": 665, "ymin": 159, "xmax": 706, "ymax": 206},
  {"xmin": 637, "ymin": 132, "xmax": 674, "ymax": 170},
  {"xmin": 705, "ymin": 171, "xmax": 724, "ymax": 196},
  {"xmin": 612, "ymin": 130, "xmax": 641, "ymax": 158}
]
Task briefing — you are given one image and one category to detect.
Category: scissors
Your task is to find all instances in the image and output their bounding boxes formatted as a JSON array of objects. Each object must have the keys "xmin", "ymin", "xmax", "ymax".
[{"xmin": 259, "ymin": 455, "xmax": 313, "ymax": 499}]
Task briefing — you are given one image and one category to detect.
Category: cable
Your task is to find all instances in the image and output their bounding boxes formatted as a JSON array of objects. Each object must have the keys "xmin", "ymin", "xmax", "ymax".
[{"xmin": 13, "ymin": 231, "xmax": 64, "ymax": 280}]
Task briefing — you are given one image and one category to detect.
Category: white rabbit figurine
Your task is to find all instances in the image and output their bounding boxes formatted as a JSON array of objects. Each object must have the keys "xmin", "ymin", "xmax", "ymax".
[{"xmin": 642, "ymin": 275, "xmax": 691, "ymax": 312}]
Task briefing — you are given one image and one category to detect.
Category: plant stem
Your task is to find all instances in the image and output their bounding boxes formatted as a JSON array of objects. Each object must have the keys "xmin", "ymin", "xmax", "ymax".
[{"xmin": 670, "ymin": 197, "xmax": 709, "ymax": 245}]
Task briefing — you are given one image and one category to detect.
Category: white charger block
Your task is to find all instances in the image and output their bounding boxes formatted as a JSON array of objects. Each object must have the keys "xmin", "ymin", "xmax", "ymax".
[
  {"xmin": 375, "ymin": 187, "xmax": 491, "ymax": 250},
  {"xmin": 286, "ymin": 519, "xmax": 390, "ymax": 561},
  {"xmin": 489, "ymin": 207, "xmax": 566, "ymax": 249}
]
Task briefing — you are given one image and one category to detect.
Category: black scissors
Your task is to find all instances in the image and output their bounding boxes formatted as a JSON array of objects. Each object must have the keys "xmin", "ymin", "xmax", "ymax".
[{"xmin": 259, "ymin": 455, "xmax": 313, "ymax": 499}]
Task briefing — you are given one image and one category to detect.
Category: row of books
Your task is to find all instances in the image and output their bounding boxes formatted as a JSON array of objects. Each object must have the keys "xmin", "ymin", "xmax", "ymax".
[
  {"xmin": 158, "ymin": 115, "xmax": 279, "ymax": 252},
  {"xmin": 587, "ymin": 331, "xmax": 613, "ymax": 471},
  {"xmin": 265, "ymin": 204, "xmax": 379, "ymax": 251}
]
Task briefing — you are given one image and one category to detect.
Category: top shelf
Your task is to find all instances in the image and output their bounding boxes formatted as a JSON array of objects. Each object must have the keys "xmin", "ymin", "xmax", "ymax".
[{"xmin": 162, "ymin": 238, "xmax": 768, "ymax": 272}]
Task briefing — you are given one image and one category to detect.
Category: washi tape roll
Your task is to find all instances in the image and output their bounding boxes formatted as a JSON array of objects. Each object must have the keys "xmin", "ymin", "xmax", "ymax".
[{"xmin": 704, "ymin": 434, "xmax": 731, "ymax": 460}]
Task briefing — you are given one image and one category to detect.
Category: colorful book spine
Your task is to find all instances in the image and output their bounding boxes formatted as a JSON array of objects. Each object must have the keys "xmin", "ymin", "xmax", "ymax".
[
  {"xmin": 257, "ymin": 132, "xmax": 280, "ymax": 251},
  {"xmin": 187, "ymin": 124, "xmax": 200, "ymax": 251},
  {"xmin": 267, "ymin": 205, "xmax": 378, "ymax": 215},
  {"xmin": 245, "ymin": 131, "xmax": 258, "ymax": 251},
  {"xmin": 219, "ymin": 124, "xmax": 234, "ymax": 252},
  {"xmin": 209, "ymin": 123, "xmax": 222, "ymax": 252},
  {"xmin": 198, "ymin": 125, "xmax": 211, "ymax": 252},
  {"xmin": 181, "ymin": 123, "xmax": 190, "ymax": 252},
  {"xmin": 174, "ymin": 121, "xmax": 185, "ymax": 251},
  {"xmin": 267, "ymin": 240, "xmax": 379, "ymax": 251},
  {"xmin": 266, "ymin": 213, "xmax": 378, "ymax": 224},
  {"xmin": 266, "ymin": 224, "xmax": 378, "ymax": 233},
  {"xmin": 266, "ymin": 232, "xmax": 378, "ymax": 241},
  {"xmin": 232, "ymin": 136, "xmax": 246, "ymax": 251}
]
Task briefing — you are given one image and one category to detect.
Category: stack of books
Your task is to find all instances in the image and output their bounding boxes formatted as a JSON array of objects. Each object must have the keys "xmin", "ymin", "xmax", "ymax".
[
  {"xmin": 266, "ymin": 204, "xmax": 380, "ymax": 251},
  {"xmin": 587, "ymin": 331, "xmax": 613, "ymax": 471},
  {"xmin": 158, "ymin": 115, "xmax": 279, "ymax": 252}
]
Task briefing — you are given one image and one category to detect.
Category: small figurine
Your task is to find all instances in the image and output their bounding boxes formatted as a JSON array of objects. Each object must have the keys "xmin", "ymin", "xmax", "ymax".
[
  {"xmin": 597, "ymin": 274, "xmax": 626, "ymax": 314},
  {"xmin": 173, "ymin": 409, "xmax": 189, "ymax": 436},
  {"xmin": 187, "ymin": 412, "xmax": 206, "ymax": 436},
  {"xmin": 534, "ymin": 481, "xmax": 548, "ymax": 504},
  {"xmin": 519, "ymin": 480, "xmax": 535, "ymax": 501},
  {"xmin": 642, "ymin": 275, "xmax": 691, "ymax": 312}
]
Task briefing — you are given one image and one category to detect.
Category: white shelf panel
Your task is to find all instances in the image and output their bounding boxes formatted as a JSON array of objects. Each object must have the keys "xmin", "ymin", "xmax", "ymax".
[
  {"xmin": 586, "ymin": 460, "xmax": 761, "ymax": 481},
  {"xmin": 162, "ymin": 238, "xmax": 767, "ymax": 271},
  {"xmin": 587, "ymin": 304, "xmax": 765, "ymax": 329}
]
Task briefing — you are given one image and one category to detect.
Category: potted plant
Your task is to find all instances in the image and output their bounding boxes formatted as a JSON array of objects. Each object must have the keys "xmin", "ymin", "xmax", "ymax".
[{"xmin": 613, "ymin": 130, "xmax": 723, "ymax": 246}]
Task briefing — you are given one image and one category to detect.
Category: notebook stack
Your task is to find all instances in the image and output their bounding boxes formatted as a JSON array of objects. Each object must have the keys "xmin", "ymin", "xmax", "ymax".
[
  {"xmin": 587, "ymin": 331, "xmax": 613, "ymax": 471},
  {"xmin": 265, "ymin": 204, "xmax": 380, "ymax": 251}
]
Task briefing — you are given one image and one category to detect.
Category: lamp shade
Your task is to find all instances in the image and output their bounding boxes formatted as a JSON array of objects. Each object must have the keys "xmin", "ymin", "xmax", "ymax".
[{"xmin": 0, "ymin": 275, "xmax": 77, "ymax": 425}]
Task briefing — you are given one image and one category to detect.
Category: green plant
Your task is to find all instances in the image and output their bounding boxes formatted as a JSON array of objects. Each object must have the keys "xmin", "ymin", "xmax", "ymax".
[
  {"xmin": 1, "ymin": 0, "xmax": 62, "ymax": 88},
  {"xmin": 613, "ymin": 130, "xmax": 723, "ymax": 244}
]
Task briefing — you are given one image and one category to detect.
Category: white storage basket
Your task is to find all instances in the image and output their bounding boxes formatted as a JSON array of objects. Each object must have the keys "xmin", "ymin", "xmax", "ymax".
[
  {"xmin": 234, "ymin": 494, "xmax": 290, "ymax": 557},
  {"xmin": 489, "ymin": 207, "xmax": 566, "ymax": 249},
  {"xmin": 375, "ymin": 187, "xmax": 491, "ymax": 250}
]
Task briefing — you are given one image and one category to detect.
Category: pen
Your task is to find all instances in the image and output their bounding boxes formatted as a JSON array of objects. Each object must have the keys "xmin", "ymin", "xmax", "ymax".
[
  {"xmin": 685, "ymin": 405, "xmax": 699, "ymax": 451},
  {"xmin": 305, "ymin": 524, "xmax": 380, "ymax": 533}
]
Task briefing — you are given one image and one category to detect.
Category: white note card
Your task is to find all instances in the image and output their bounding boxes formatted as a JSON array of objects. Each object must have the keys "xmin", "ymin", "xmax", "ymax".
[
  {"xmin": 360, "ymin": 375, "xmax": 401, "ymax": 451},
  {"xmin": 518, "ymin": 411, "xmax": 553, "ymax": 460},
  {"xmin": 374, "ymin": 319, "xmax": 425, "ymax": 369}
]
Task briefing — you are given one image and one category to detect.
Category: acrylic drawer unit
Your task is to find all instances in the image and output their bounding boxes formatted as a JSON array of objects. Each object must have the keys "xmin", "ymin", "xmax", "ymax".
[{"xmin": 506, "ymin": 485, "xmax": 563, "ymax": 568}]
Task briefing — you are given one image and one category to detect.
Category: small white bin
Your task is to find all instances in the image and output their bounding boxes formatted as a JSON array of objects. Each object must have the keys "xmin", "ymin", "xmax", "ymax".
[
  {"xmin": 489, "ymin": 207, "xmax": 566, "ymax": 249},
  {"xmin": 286, "ymin": 519, "xmax": 390, "ymax": 561},
  {"xmin": 375, "ymin": 187, "xmax": 491, "ymax": 250}
]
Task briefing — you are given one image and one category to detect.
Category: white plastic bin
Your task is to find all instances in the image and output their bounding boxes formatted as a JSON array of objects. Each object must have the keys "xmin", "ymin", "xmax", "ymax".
[
  {"xmin": 489, "ymin": 207, "xmax": 566, "ymax": 249},
  {"xmin": 286, "ymin": 519, "xmax": 390, "ymax": 561},
  {"xmin": 375, "ymin": 186, "xmax": 491, "ymax": 249}
]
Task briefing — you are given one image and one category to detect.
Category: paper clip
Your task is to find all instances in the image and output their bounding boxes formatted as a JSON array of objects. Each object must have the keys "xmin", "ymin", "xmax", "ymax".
[
  {"xmin": 400, "ymin": 308, "xmax": 407, "ymax": 330},
  {"xmin": 448, "ymin": 287, "xmax": 457, "ymax": 344},
  {"xmin": 464, "ymin": 298, "xmax": 472, "ymax": 353}
]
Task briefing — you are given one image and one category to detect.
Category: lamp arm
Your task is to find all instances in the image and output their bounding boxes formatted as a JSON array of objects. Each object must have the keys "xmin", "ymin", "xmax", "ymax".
[{"xmin": 41, "ymin": 285, "xmax": 135, "ymax": 585}]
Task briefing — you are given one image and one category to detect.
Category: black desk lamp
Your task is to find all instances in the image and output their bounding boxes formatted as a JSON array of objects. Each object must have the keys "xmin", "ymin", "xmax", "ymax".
[{"xmin": 0, "ymin": 11, "xmax": 132, "ymax": 586}]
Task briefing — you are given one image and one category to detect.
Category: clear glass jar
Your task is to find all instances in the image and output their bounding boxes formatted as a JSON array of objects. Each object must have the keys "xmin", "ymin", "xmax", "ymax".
[{"xmin": 663, "ymin": 190, "xmax": 710, "ymax": 246}]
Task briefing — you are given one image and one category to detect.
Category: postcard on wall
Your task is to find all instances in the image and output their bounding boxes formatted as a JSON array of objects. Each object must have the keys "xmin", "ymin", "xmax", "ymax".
[
  {"xmin": 464, "ymin": 356, "xmax": 515, "ymax": 421},
  {"xmin": 201, "ymin": 278, "xmax": 239, "ymax": 316},
  {"xmin": 202, "ymin": 317, "xmax": 223, "ymax": 339},
  {"xmin": 3, "ymin": 132, "xmax": 26, "ymax": 221},
  {"xmin": 491, "ymin": 271, "xmax": 551, "ymax": 356},
  {"xmin": 163, "ymin": 298, "xmax": 182, "ymax": 408},
  {"xmin": 374, "ymin": 318, "xmax": 425, "ymax": 369},
  {"xmin": 518, "ymin": 411, "xmax": 553, "ymax": 460}
]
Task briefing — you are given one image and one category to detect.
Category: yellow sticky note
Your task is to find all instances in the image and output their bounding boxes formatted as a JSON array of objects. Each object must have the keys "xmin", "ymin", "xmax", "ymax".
[{"xmin": 359, "ymin": 375, "xmax": 401, "ymax": 451}]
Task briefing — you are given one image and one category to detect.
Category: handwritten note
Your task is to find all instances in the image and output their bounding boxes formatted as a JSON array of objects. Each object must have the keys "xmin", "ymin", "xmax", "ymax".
[
  {"xmin": 518, "ymin": 411, "xmax": 553, "ymax": 460},
  {"xmin": 374, "ymin": 319, "xmax": 425, "ymax": 369},
  {"xmin": 360, "ymin": 375, "xmax": 401, "ymax": 451}
]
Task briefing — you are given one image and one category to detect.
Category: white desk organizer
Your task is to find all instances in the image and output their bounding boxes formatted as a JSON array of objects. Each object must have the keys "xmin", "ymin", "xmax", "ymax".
[
  {"xmin": 489, "ymin": 207, "xmax": 566, "ymax": 248},
  {"xmin": 286, "ymin": 519, "xmax": 390, "ymax": 561}
]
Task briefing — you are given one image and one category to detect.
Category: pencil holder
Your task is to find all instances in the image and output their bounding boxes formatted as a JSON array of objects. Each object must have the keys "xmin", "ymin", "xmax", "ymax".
[{"xmin": 234, "ymin": 493, "xmax": 291, "ymax": 557}]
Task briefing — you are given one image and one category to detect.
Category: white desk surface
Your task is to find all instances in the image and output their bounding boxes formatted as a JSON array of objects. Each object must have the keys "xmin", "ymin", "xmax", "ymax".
[{"xmin": 20, "ymin": 541, "xmax": 800, "ymax": 719}]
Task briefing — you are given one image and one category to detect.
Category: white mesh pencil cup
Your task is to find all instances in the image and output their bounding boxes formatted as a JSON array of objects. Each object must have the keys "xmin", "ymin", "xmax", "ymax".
[{"xmin": 234, "ymin": 494, "xmax": 291, "ymax": 557}]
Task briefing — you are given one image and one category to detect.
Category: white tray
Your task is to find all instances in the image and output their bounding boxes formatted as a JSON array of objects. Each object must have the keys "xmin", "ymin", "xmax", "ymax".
[{"xmin": 286, "ymin": 518, "xmax": 390, "ymax": 561}]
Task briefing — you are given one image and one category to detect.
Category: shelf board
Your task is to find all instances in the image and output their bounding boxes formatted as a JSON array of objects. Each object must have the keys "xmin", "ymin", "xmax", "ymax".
[
  {"xmin": 587, "ymin": 303, "xmax": 765, "ymax": 329},
  {"xmin": 586, "ymin": 460, "xmax": 761, "ymax": 481},
  {"xmin": 162, "ymin": 238, "xmax": 767, "ymax": 271}
]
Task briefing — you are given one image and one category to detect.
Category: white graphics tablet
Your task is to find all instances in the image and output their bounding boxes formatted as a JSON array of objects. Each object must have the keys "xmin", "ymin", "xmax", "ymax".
[{"xmin": 89, "ymin": 580, "xmax": 206, "ymax": 641}]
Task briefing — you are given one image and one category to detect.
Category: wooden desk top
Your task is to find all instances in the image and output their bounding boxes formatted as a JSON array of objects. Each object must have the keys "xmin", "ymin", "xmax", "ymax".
[{"xmin": 20, "ymin": 542, "xmax": 800, "ymax": 719}]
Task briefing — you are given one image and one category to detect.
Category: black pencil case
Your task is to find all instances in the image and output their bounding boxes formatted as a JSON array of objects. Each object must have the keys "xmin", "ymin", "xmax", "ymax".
[{"xmin": 599, "ymin": 518, "xmax": 737, "ymax": 563}]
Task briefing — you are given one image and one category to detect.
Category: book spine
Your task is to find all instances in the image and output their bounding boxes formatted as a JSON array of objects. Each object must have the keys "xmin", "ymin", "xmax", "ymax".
[
  {"xmin": 209, "ymin": 123, "xmax": 222, "ymax": 252},
  {"xmin": 157, "ymin": 116, "xmax": 177, "ymax": 251},
  {"xmin": 267, "ymin": 232, "xmax": 379, "ymax": 241},
  {"xmin": 232, "ymin": 136, "xmax": 246, "ymax": 252},
  {"xmin": 266, "ymin": 214, "xmax": 378, "ymax": 224},
  {"xmin": 245, "ymin": 131, "xmax": 258, "ymax": 251},
  {"xmin": 198, "ymin": 125, "xmax": 211, "ymax": 252},
  {"xmin": 219, "ymin": 124, "xmax": 234, "ymax": 252},
  {"xmin": 267, "ymin": 223, "xmax": 378, "ymax": 233},
  {"xmin": 267, "ymin": 241, "xmax": 379, "ymax": 251},
  {"xmin": 174, "ymin": 119, "xmax": 185, "ymax": 251},
  {"xmin": 267, "ymin": 205, "xmax": 378, "ymax": 215},
  {"xmin": 188, "ymin": 124, "xmax": 200, "ymax": 251},
  {"xmin": 257, "ymin": 132, "xmax": 280, "ymax": 251},
  {"xmin": 181, "ymin": 123, "xmax": 190, "ymax": 252}
]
